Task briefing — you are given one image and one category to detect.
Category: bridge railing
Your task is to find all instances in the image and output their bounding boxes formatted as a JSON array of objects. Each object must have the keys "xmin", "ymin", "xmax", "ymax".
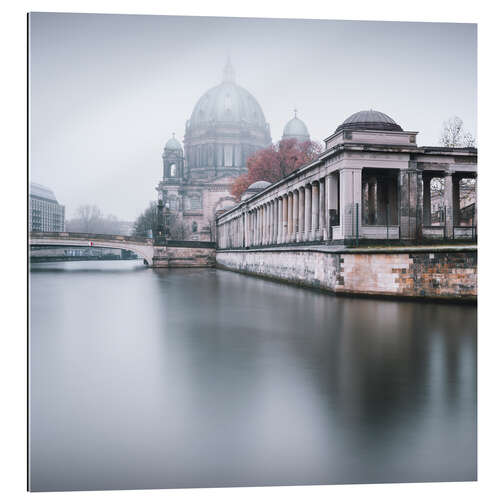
[{"xmin": 29, "ymin": 232, "xmax": 153, "ymax": 244}]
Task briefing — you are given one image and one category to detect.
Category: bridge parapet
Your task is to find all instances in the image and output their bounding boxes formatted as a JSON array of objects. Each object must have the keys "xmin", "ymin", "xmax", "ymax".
[{"xmin": 29, "ymin": 232, "xmax": 153, "ymax": 245}]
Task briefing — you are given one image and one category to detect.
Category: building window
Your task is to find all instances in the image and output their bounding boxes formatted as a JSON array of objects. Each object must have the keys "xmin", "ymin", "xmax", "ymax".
[
  {"xmin": 189, "ymin": 195, "xmax": 201, "ymax": 210},
  {"xmin": 168, "ymin": 197, "xmax": 178, "ymax": 211},
  {"xmin": 224, "ymin": 145, "xmax": 233, "ymax": 167},
  {"xmin": 170, "ymin": 163, "xmax": 177, "ymax": 177}
]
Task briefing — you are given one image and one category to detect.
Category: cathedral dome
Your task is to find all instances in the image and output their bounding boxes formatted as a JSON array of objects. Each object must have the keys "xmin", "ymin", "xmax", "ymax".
[
  {"xmin": 164, "ymin": 133, "xmax": 182, "ymax": 151},
  {"xmin": 282, "ymin": 112, "xmax": 310, "ymax": 142},
  {"xmin": 188, "ymin": 59, "xmax": 267, "ymax": 128},
  {"xmin": 336, "ymin": 110, "xmax": 403, "ymax": 133}
]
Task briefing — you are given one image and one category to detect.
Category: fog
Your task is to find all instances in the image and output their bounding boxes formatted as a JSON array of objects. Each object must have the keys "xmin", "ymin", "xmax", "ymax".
[{"xmin": 29, "ymin": 13, "xmax": 477, "ymax": 221}]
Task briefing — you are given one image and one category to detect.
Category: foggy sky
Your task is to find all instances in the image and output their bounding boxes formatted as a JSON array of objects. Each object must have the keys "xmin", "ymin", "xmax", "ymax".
[{"xmin": 29, "ymin": 13, "xmax": 477, "ymax": 221}]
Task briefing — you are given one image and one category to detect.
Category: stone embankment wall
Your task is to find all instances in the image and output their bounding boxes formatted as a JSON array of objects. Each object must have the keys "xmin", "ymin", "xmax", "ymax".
[
  {"xmin": 216, "ymin": 247, "xmax": 477, "ymax": 301},
  {"xmin": 152, "ymin": 244, "xmax": 216, "ymax": 268}
]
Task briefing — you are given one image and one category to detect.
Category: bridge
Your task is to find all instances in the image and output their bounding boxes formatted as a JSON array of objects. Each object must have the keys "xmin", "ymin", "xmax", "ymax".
[{"xmin": 29, "ymin": 232, "xmax": 155, "ymax": 266}]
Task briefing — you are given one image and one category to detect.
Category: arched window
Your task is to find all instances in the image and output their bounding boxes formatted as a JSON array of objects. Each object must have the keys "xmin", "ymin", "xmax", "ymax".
[
  {"xmin": 170, "ymin": 163, "xmax": 176, "ymax": 177},
  {"xmin": 192, "ymin": 221, "xmax": 198, "ymax": 233}
]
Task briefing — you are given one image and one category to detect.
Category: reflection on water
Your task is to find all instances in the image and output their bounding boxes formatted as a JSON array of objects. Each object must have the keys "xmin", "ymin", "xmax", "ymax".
[{"xmin": 29, "ymin": 260, "xmax": 476, "ymax": 491}]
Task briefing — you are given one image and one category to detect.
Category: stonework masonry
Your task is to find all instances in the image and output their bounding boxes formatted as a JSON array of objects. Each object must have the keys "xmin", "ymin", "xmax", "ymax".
[
  {"xmin": 152, "ymin": 244, "xmax": 216, "ymax": 268},
  {"xmin": 216, "ymin": 247, "xmax": 477, "ymax": 301}
]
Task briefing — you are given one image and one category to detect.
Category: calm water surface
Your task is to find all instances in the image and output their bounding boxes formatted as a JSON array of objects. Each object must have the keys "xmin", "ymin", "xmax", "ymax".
[{"xmin": 29, "ymin": 260, "xmax": 477, "ymax": 491}]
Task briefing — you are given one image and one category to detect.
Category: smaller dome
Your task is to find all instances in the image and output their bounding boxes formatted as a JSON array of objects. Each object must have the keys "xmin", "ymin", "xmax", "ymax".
[
  {"xmin": 336, "ymin": 110, "xmax": 403, "ymax": 133},
  {"xmin": 282, "ymin": 110, "xmax": 310, "ymax": 142},
  {"xmin": 164, "ymin": 133, "xmax": 182, "ymax": 151},
  {"xmin": 248, "ymin": 180, "xmax": 271, "ymax": 190},
  {"xmin": 242, "ymin": 180, "xmax": 271, "ymax": 200}
]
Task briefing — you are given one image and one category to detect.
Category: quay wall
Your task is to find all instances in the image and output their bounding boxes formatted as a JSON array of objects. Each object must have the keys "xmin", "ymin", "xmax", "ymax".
[
  {"xmin": 152, "ymin": 244, "xmax": 216, "ymax": 268},
  {"xmin": 216, "ymin": 247, "xmax": 477, "ymax": 301}
]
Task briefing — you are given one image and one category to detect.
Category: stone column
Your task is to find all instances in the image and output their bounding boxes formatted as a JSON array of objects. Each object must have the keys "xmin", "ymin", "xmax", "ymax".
[
  {"xmin": 326, "ymin": 173, "xmax": 339, "ymax": 239},
  {"xmin": 278, "ymin": 197, "xmax": 283, "ymax": 244},
  {"xmin": 292, "ymin": 190, "xmax": 299, "ymax": 241},
  {"xmin": 268, "ymin": 201, "xmax": 272, "ymax": 245},
  {"xmin": 262, "ymin": 204, "xmax": 267, "ymax": 245},
  {"xmin": 265, "ymin": 204, "xmax": 269, "ymax": 245},
  {"xmin": 257, "ymin": 207, "xmax": 261, "ymax": 245},
  {"xmin": 422, "ymin": 175, "xmax": 431, "ymax": 226},
  {"xmin": 263, "ymin": 203, "xmax": 266, "ymax": 245},
  {"xmin": 304, "ymin": 184, "xmax": 311, "ymax": 239},
  {"xmin": 267, "ymin": 201, "xmax": 273, "ymax": 245},
  {"xmin": 453, "ymin": 175, "xmax": 461, "ymax": 227},
  {"xmin": 287, "ymin": 193, "xmax": 293, "ymax": 242},
  {"xmin": 248, "ymin": 211, "xmax": 252, "ymax": 247},
  {"xmin": 443, "ymin": 172, "xmax": 455, "ymax": 238},
  {"xmin": 283, "ymin": 194, "xmax": 288, "ymax": 242},
  {"xmin": 298, "ymin": 187, "xmax": 305, "ymax": 241},
  {"xmin": 270, "ymin": 201, "xmax": 274, "ymax": 244},
  {"xmin": 399, "ymin": 166, "xmax": 419, "ymax": 241},
  {"xmin": 311, "ymin": 182, "xmax": 319, "ymax": 240},
  {"xmin": 319, "ymin": 179, "xmax": 325, "ymax": 240},
  {"xmin": 274, "ymin": 198, "xmax": 280, "ymax": 244},
  {"xmin": 260, "ymin": 205, "xmax": 266, "ymax": 245},
  {"xmin": 339, "ymin": 168, "xmax": 363, "ymax": 240},
  {"xmin": 253, "ymin": 210, "xmax": 257, "ymax": 246}
]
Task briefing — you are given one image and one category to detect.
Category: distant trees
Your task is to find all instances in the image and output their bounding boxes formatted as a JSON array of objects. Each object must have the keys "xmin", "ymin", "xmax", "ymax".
[
  {"xmin": 132, "ymin": 201, "xmax": 190, "ymax": 239},
  {"xmin": 431, "ymin": 116, "xmax": 477, "ymax": 210},
  {"xmin": 132, "ymin": 201, "xmax": 157, "ymax": 238},
  {"xmin": 439, "ymin": 116, "xmax": 476, "ymax": 148},
  {"xmin": 66, "ymin": 205, "xmax": 124, "ymax": 234},
  {"xmin": 230, "ymin": 138, "xmax": 323, "ymax": 201}
]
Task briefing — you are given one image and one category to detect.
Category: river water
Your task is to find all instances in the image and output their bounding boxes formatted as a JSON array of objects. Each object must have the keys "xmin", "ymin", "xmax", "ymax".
[{"xmin": 29, "ymin": 260, "xmax": 477, "ymax": 491}]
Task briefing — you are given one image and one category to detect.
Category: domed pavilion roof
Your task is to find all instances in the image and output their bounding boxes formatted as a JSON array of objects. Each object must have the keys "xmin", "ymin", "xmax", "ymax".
[
  {"xmin": 164, "ymin": 133, "xmax": 182, "ymax": 151},
  {"xmin": 336, "ymin": 110, "xmax": 403, "ymax": 133},
  {"xmin": 241, "ymin": 180, "xmax": 272, "ymax": 201},
  {"xmin": 282, "ymin": 110, "xmax": 310, "ymax": 142},
  {"xmin": 188, "ymin": 58, "xmax": 267, "ymax": 129}
]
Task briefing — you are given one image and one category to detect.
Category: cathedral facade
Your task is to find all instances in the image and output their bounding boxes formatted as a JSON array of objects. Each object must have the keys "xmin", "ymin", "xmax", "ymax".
[{"xmin": 156, "ymin": 59, "xmax": 309, "ymax": 241}]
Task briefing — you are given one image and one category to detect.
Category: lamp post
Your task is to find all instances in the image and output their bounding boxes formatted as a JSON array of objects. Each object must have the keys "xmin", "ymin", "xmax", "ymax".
[{"xmin": 155, "ymin": 198, "xmax": 168, "ymax": 246}]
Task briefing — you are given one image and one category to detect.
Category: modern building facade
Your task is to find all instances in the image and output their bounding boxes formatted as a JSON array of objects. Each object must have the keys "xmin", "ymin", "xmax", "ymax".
[
  {"xmin": 29, "ymin": 182, "xmax": 65, "ymax": 232},
  {"xmin": 216, "ymin": 110, "xmax": 477, "ymax": 248},
  {"xmin": 156, "ymin": 59, "xmax": 308, "ymax": 241}
]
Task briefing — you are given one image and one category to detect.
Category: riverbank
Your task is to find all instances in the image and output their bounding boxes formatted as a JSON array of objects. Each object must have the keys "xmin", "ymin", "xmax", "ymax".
[{"xmin": 216, "ymin": 245, "xmax": 477, "ymax": 302}]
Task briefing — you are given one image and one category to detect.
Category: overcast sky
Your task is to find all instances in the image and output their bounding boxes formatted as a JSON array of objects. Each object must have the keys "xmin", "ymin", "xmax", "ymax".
[{"xmin": 29, "ymin": 13, "xmax": 477, "ymax": 221}]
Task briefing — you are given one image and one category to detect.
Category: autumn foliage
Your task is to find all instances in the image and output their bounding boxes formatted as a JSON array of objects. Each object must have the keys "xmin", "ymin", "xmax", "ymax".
[{"xmin": 230, "ymin": 138, "xmax": 323, "ymax": 201}]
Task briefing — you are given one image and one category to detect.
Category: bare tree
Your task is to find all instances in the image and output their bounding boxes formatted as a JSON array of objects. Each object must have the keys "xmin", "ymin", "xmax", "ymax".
[
  {"xmin": 440, "ymin": 116, "xmax": 476, "ymax": 148},
  {"xmin": 132, "ymin": 202, "xmax": 157, "ymax": 238},
  {"xmin": 66, "ymin": 205, "xmax": 124, "ymax": 234},
  {"xmin": 167, "ymin": 213, "xmax": 190, "ymax": 240},
  {"xmin": 429, "ymin": 117, "xmax": 477, "ymax": 214}
]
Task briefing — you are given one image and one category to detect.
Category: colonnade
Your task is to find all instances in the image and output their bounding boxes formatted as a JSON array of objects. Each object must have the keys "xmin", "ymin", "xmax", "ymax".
[
  {"xmin": 216, "ymin": 163, "xmax": 477, "ymax": 249},
  {"xmin": 217, "ymin": 174, "xmax": 340, "ymax": 249}
]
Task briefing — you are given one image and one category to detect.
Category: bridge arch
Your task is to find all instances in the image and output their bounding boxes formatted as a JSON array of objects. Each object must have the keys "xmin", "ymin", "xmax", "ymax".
[{"xmin": 29, "ymin": 233, "xmax": 155, "ymax": 266}]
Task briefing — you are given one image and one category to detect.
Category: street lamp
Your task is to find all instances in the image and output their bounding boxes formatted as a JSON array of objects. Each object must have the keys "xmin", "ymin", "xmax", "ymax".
[{"xmin": 155, "ymin": 198, "xmax": 167, "ymax": 245}]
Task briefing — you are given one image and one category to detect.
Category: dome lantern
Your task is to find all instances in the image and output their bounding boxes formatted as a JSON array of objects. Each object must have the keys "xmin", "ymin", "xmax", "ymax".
[{"xmin": 164, "ymin": 132, "xmax": 183, "ymax": 151}]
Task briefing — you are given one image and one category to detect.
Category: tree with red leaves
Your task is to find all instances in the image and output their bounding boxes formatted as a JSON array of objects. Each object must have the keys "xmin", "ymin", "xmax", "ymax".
[{"xmin": 230, "ymin": 138, "xmax": 322, "ymax": 201}]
